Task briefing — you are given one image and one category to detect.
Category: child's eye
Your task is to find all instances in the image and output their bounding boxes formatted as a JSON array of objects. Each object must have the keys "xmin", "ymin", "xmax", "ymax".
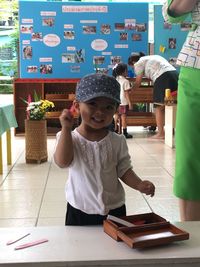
[
  {"xmin": 106, "ymin": 105, "xmax": 115, "ymax": 111},
  {"xmin": 87, "ymin": 101, "xmax": 96, "ymax": 106}
]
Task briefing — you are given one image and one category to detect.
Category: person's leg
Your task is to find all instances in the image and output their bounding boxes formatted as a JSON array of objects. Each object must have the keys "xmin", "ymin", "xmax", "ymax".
[
  {"xmin": 179, "ymin": 199, "xmax": 200, "ymax": 221},
  {"xmin": 121, "ymin": 114, "xmax": 132, "ymax": 138},
  {"xmin": 152, "ymin": 105, "xmax": 165, "ymax": 139},
  {"xmin": 119, "ymin": 106, "xmax": 132, "ymax": 138},
  {"xmin": 121, "ymin": 114, "xmax": 126, "ymax": 129},
  {"xmin": 113, "ymin": 112, "xmax": 119, "ymax": 133},
  {"xmin": 174, "ymin": 67, "xmax": 200, "ymax": 221},
  {"xmin": 152, "ymin": 71, "xmax": 178, "ymax": 139}
]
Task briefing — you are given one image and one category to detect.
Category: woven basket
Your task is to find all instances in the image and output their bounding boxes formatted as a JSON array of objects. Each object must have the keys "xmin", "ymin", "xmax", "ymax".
[{"xmin": 25, "ymin": 119, "xmax": 48, "ymax": 163}]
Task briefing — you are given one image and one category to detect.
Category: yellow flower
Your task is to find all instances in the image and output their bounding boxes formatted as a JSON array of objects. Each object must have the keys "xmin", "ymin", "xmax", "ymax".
[{"xmin": 22, "ymin": 91, "xmax": 55, "ymax": 120}]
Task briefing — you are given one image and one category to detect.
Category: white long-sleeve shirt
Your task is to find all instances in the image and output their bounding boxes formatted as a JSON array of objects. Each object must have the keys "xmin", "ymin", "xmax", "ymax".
[{"xmin": 55, "ymin": 129, "xmax": 132, "ymax": 215}]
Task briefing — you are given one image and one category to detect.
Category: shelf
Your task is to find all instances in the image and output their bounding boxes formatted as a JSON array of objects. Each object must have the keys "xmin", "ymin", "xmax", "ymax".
[
  {"xmin": 46, "ymin": 111, "xmax": 62, "ymax": 118},
  {"xmin": 46, "ymin": 99, "xmax": 74, "ymax": 102},
  {"xmin": 14, "ymin": 78, "xmax": 79, "ymax": 136}
]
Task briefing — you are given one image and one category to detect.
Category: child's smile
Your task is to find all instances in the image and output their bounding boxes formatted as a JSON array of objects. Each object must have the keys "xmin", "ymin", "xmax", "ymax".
[{"xmin": 91, "ymin": 116, "xmax": 105, "ymax": 124}]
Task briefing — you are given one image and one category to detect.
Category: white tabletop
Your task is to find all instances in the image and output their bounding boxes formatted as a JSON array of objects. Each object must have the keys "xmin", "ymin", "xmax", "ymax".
[{"xmin": 0, "ymin": 222, "xmax": 200, "ymax": 267}]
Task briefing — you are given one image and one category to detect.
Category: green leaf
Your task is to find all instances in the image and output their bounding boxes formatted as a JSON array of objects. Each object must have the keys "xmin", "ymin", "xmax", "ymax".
[
  {"xmin": 20, "ymin": 97, "xmax": 28, "ymax": 104},
  {"xmin": 33, "ymin": 90, "xmax": 41, "ymax": 102}
]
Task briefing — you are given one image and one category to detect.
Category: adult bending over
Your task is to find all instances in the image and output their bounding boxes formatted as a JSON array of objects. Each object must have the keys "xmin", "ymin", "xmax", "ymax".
[{"xmin": 128, "ymin": 53, "xmax": 178, "ymax": 139}]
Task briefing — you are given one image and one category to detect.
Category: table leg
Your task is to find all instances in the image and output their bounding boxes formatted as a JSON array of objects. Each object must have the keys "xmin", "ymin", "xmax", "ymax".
[
  {"xmin": 0, "ymin": 136, "xmax": 2, "ymax": 174},
  {"xmin": 165, "ymin": 105, "xmax": 177, "ymax": 148},
  {"xmin": 6, "ymin": 129, "xmax": 12, "ymax": 165}
]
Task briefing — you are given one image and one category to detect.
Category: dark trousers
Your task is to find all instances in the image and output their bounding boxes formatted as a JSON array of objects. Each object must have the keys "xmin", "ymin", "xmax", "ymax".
[
  {"xmin": 65, "ymin": 203, "xmax": 126, "ymax": 226},
  {"xmin": 154, "ymin": 70, "xmax": 178, "ymax": 103}
]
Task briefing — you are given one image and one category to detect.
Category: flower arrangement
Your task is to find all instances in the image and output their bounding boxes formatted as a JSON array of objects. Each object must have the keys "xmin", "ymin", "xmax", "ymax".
[{"xmin": 22, "ymin": 91, "xmax": 55, "ymax": 120}]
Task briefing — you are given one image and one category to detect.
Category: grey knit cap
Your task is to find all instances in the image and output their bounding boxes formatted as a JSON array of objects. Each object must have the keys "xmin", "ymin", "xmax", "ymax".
[{"xmin": 76, "ymin": 73, "xmax": 121, "ymax": 104}]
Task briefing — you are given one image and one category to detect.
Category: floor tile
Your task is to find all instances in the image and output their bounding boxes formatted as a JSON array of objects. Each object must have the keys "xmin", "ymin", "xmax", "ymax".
[
  {"xmin": 37, "ymin": 217, "xmax": 65, "ymax": 226},
  {"xmin": 39, "ymin": 201, "xmax": 66, "ymax": 218},
  {"xmin": 42, "ymin": 188, "xmax": 66, "ymax": 202},
  {"xmin": 0, "ymin": 218, "xmax": 36, "ymax": 227},
  {"xmin": 0, "ymin": 178, "xmax": 47, "ymax": 190},
  {"xmin": 0, "ymin": 201, "xmax": 40, "ymax": 218},
  {"xmin": 0, "ymin": 189, "xmax": 43, "ymax": 203},
  {"xmin": 146, "ymin": 198, "xmax": 180, "ymax": 221}
]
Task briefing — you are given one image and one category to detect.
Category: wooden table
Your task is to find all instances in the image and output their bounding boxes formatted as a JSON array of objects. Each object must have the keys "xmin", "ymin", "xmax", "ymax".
[
  {"xmin": 0, "ymin": 104, "xmax": 18, "ymax": 174},
  {"xmin": 0, "ymin": 222, "xmax": 200, "ymax": 266}
]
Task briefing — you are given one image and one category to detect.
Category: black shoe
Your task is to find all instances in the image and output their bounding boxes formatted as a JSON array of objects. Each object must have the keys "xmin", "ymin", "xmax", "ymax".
[
  {"xmin": 148, "ymin": 126, "xmax": 157, "ymax": 132},
  {"xmin": 124, "ymin": 133, "xmax": 133, "ymax": 139}
]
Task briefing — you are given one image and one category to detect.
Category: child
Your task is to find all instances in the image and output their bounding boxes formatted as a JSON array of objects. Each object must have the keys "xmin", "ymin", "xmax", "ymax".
[
  {"xmin": 112, "ymin": 63, "xmax": 133, "ymax": 138},
  {"xmin": 54, "ymin": 73, "xmax": 155, "ymax": 226}
]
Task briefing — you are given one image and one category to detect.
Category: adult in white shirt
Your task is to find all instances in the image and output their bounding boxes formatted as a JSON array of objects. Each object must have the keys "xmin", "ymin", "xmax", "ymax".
[{"xmin": 128, "ymin": 53, "xmax": 178, "ymax": 139}]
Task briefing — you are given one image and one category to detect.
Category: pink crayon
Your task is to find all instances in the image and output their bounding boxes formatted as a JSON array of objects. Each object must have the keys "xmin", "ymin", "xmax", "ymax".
[
  {"xmin": 69, "ymin": 105, "xmax": 76, "ymax": 116},
  {"xmin": 14, "ymin": 238, "xmax": 48, "ymax": 250}
]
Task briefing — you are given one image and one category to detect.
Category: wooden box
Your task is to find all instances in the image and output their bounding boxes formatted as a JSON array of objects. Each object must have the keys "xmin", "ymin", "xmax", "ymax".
[
  {"xmin": 103, "ymin": 213, "xmax": 189, "ymax": 249},
  {"xmin": 117, "ymin": 222, "xmax": 189, "ymax": 249},
  {"xmin": 103, "ymin": 212, "xmax": 167, "ymax": 241}
]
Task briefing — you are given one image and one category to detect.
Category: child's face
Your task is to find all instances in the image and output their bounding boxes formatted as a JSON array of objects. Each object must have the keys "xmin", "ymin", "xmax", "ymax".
[
  {"xmin": 124, "ymin": 69, "xmax": 128, "ymax": 76},
  {"xmin": 76, "ymin": 97, "xmax": 117, "ymax": 129}
]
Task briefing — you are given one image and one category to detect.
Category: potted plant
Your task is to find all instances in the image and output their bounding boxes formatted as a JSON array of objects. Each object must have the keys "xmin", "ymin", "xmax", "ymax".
[{"xmin": 23, "ymin": 92, "xmax": 54, "ymax": 163}]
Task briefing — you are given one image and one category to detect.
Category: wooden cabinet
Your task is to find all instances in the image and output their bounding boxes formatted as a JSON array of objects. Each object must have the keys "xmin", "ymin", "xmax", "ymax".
[{"xmin": 13, "ymin": 78, "xmax": 80, "ymax": 135}]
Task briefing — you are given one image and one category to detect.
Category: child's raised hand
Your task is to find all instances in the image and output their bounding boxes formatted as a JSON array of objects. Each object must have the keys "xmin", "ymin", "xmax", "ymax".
[
  {"xmin": 59, "ymin": 107, "xmax": 75, "ymax": 129},
  {"xmin": 138, "ymin": 180, "xmax": 155, "ymax": 197}
]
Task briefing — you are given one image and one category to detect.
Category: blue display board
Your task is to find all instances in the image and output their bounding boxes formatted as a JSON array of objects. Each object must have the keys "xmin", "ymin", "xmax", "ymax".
[
  {"xmin": 19, "ymin": 1, "xmax": 148, "ymax": 78},
  {"xmin": 154, "ymin": 5, "xmax": 190, "ymax": 68}
]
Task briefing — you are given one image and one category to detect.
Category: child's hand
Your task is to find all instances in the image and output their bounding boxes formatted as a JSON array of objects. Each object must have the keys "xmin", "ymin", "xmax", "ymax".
[
  {"xmin": 138, "ymin": 180, "xmax": 155, "ymax": 197},
  {"xmin": 128, "ymin": 103, "xmax": 132, "ymax": 111},
  {"xmin": 59, "ymin": 108, "xmax": 74, "ymax": 130}
]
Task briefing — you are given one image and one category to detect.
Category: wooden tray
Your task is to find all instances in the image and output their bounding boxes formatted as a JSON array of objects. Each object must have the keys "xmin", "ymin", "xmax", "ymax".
[
  {"xmin": 45, "ymin": 93, "xmax": 69, "ymax": 100},
  {"xmin": 117, "ymin": 222, "xmax": 189, "ymax": 249},
  {"xmin": 46, "ymin": 111, "xmax": 62, "ymax": 118},
  {"xmin": 103, "ymin": 212, "xmax": 167, "ymax": 241}
]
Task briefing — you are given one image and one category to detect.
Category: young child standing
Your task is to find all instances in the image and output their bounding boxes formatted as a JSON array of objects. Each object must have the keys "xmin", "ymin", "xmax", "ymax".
[
  {"xmin": 112, "ymin": 63, "xmax": 133, "ymax": 138},
  {"xmin": 54, "ymin": 73, "xmax": 155, "ymax": 226}
]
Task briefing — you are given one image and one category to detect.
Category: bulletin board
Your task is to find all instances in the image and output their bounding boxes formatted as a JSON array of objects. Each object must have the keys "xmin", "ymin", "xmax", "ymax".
[
  {"xmin": 154, "ymin": 5, "xmax": 190, "ymax": 69},
  {"xmin": 19, "ymin": 0, "xmax": 149, "ymax": 78}
]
